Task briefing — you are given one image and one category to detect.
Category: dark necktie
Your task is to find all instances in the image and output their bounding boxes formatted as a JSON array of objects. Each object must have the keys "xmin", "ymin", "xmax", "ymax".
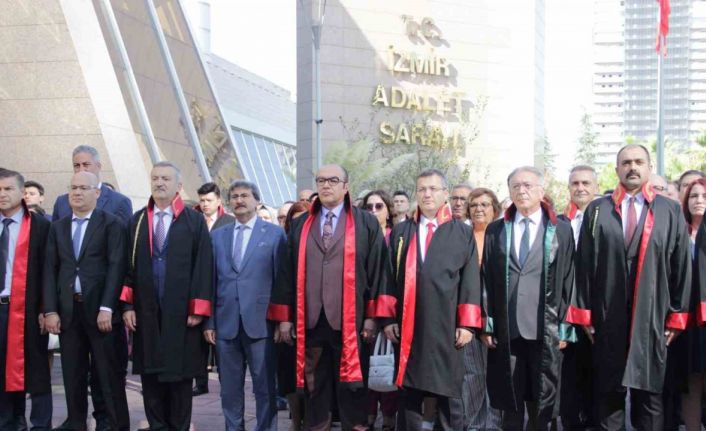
[
  {"xmin": 322, "ymin": 212, "xmax": 335, "ymax": 250},
  {"xmin": 155, "ymin": 212, "xmax": 167, "ymax": 252},
  {"xmin": 424, "ymin": 222, "xmax": 435, "ymax": 255},
  {"xmin": 0, "ymin": 219, "xmax": 13, "ymax": 293},
  {"xmin": 519, "ymin": 218, "xmax": 530, "ymax": 267},
  {"xmin": 72, "ymin": 218, "xmax": 86, "ymax": 259},
  {"xmin": 625, "ymin": 197, "xmax": 637, "ymax": 247},
  {"xmin": 232, "ymin": 225, "xmax": 246, "ymax": 270}
]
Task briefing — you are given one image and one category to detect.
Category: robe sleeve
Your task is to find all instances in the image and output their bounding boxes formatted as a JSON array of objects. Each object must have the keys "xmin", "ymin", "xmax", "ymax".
[
  {"xmin": 100, "ymin": 218, "xmax": 128, "ymax": 313},
  {"xmin": 696, "ymin": 224, "xmax": 706, "ymax": 325},
  {"xmin": 457, "ymin": 229, "xmax": 482, "ymax": 329},
  {"xmin": 41, "ymin": 225, "xmax": 59, "ymax": 315},
  {"xmin": 374, "ymin": 225, "xmax": 401, "ymax": 328},
  {"xmin": 267, "ymin": 222, "xmax": 297, "ymax": 322},
  {"xmin": 566, "ymin": 206, "xmax": 594, "ymax": 327},
  {"xmin": 187, "ymin": 214, "xmax": 213, "ymax": 317},
  {"xmin": 558, "ymin": 224, "xmax": 578, "ymax": 342},
  {"xmin": 119, "ymin": 212, "xmax": 139, "ymax": 311},
  {"xmin": 363, "ymin": 216, "xmax": 387, "ymax": 320},
  {"xmin": 665, "ymin": 208, "xmax": 691, "ymax": 330},
  {"xmin": 480, "ymin": 227, "xmax": 495, "ymax": 334}
]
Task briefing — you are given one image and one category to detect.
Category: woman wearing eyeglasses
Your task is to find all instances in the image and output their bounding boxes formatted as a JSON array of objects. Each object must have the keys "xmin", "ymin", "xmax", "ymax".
[
  {"xmin": 463, "ymin": 187, "xmax": 503, "ymax": 430},
  {"xmin": 361, "ymin": 190, "xmax": 397, "ymax": 429}
]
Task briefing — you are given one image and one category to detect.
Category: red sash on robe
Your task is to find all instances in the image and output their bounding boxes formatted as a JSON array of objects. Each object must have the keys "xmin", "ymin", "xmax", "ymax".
[
  {"xmin": 396, "ymin": 205, "xmax": 454, "ymax": 387},
  {"xmin": 6, "ymin": 210, "xmax": 31, "ymax": 391},
  {"xmin": 293, "ymin": 196, "xmax": 363, "ymax": 389}
]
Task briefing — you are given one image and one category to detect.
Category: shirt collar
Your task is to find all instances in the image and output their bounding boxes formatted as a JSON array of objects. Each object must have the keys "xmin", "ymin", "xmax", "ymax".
[
  {"xmin": 0, "ymin": 208, "xmax": 24, "ymax": 224},
  {"xmin": 624, "ymin": 191, "xmax": 645, "ymax": 205},
  {"xmin": 514, "ymin": 207, "xmax": 543, "ymax": 225},
  {"xmin": 321, "ymin": 202, "xmax": 344, "ymax": 219},
  {"xmin": 420, "ymin": 215, "xmax": 438, "ymax": 227},
  {"xmin": 235, "ymin": 214, "xmax": 257, "ymax": 230},
  {"xmin": 72, "ymin": 210, "xmax": 93, "ymax": 221},
  {"xmin": 154, "ymin": 206, "xmax": 173, "ymax": 217}
]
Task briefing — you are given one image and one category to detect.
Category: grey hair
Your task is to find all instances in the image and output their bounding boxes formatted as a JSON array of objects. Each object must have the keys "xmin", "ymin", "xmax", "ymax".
[
  {"xmin": 452, "ymin": 183, "xmax": 474, "ymax": 192},
  {"xmin": 153, "ymin": 161, "xmax": 182, "ymax": 182},
  {"xmin": 72, "ymin": 145, "xmax": 100, "ymax": 162},
  {"xmin": 417, "ymin": 168, "xmax": 448, "ymax": 189},
  {"xmin": 507, "ymin": 166, "xmax": 544, "ymax": 187},
  {"xmin": 229, "ymin": 180, "xmax": 261, "ymax": 202}
]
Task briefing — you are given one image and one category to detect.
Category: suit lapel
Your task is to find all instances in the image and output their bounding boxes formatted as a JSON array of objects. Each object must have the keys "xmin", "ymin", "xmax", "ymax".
[
  {"xmin": 61, "ymin": 217, "xmax": 74, "ymax": 260},
  {"xmin": 97, "ymin": 185, "xmax": 109, "ymax": 210},
  {"xmin": 78, "ymin": 211, "xmax": 100, "ymax": 261},
  {"xmin": 222, "ymin": 224, "xmax": 237, "ymax": 273},
  {"xmin": 310, "ymin": 213, "xmax": 325, "ymax": 253},
  {"xmin": 508, "ymin": 222, "xmax": 521, "ymax": 270},
  {"xmin": 240, "ymin": 218, "xmax": 264, "ymax": 270},
  {"xmin": 327, "ymin": 209, "xmax": 347, "ymax": 249}
]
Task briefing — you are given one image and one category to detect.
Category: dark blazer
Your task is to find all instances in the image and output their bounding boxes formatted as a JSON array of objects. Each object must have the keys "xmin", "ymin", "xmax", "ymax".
[
  {"xmin": 43, "ymin": 209, "xmax": 127, "ymax": 327},
  {"xmin": 207, "ymin": 217, "xmax": 286, "ymax": 339},
  {"xmin": 53, "ymin": 183, "xmax": 133, "ymax": 226},
  {"xmin": 212, "ymin": 213, "xmax": 235, "ymax": 231}
]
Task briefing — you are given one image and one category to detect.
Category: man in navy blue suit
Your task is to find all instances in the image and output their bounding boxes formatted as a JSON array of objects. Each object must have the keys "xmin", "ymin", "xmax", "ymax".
[
  {"xmin": 52, "ymin": 146, "xmax": 133, "ymax": 226},
  {"xmin": 204, "ymin": 180, "xmax": 285, "ymax": 431},
  {"xmin": 51, "ymin": 145, "xmax": 132, "ymax": 431}
]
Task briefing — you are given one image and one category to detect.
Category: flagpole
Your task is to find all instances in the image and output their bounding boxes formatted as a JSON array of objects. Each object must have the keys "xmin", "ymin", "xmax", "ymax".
[{"xmin": 657, "ymin": 34, "xmax": 665, "ymax": 176}]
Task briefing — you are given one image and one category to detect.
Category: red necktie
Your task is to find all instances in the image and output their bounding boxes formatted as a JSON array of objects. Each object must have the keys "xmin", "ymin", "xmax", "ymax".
[
  {"xmin": 425, "ymin": 222, "xmax": 435, "ymax": 253},
  {"xmin": 625, "ymin": 197, "xmax": 637, "ymax": 246}
]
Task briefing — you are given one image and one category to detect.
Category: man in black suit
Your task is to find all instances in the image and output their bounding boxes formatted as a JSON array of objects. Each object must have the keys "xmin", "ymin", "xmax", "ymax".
[
  {"xmin": 51, "ymin": 145, "xmax": 132, "ymax": 430},
  {"xmin": 44, "ymin": 172, "xmax": 129, "ymax": 431}
]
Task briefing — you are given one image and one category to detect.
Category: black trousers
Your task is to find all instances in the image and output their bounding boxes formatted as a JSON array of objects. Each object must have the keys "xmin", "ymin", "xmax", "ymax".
[
  {"xmin": 140, "ymin": 374, "xmax": 192, "ymax": 431},
  {"xmin": 396, "ymin": 388, "xmax": 463, "ymax": 431},
  {"xmin": 560, "ymin": 331, "xmax": 595, "ymax": 430},
  {"xmin": 59, "ymin": 304, "xmax": 129, "ymax": 431},
  {"xmin": 89, "ymin": 321, "xmax": 128, "ymax": 424},
  {"xmin": 501, "ymin": 338, "xmax": 552, "ymax": 431},
  {"xmin": 597, "ymin": 388, "xmax": 663, "ymax": 431},
  {"xmin": 304, "ymin": 314, "xmax": 368, "ymax": 430}
]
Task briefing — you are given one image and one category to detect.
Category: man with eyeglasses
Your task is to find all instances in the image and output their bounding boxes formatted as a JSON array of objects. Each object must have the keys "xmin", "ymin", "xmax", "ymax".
[
  {"xmin": 570, "ymin": 144, "xmax": 692, "ymax": 430},
  {"xmin": 44, "ymin": 171, "xmax": 129, "ymax": 431},
  {"xmin": 0, "ymin": 169, "xmax": 53, "ymax": 431},
  {"xmin": 481, "ymin": 166, "xmax": 576, "ymax": 430},
  {"xmin": 120, "ymin": 162, "xmax": 213, "ymax": 431},
  {"xmin": 51, "ymin": 145, "xmax": 132, "ymax": 431},
  {"xmin": 450, "ymin": 184, "xmax": 473, "ymax": 224},
  {"xmin": 377, "ymin": 168, "xmax": 480, "ymax": 430},
  {"xmin": 269, "ymin": 164, "xmax": 385, "ymax": 430},
  {"xmin": 277, "ymin": 201, "xmax": 294, "ymax": 228}
]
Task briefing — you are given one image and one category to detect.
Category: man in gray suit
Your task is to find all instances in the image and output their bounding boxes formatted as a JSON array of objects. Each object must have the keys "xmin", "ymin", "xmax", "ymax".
[
  {"xmin": 481, "ymin": 166, "xmax": 576, "ymax": 431},
  {"xmin": 204, "ymin": 180, "xmax": 286, "ymax": 431}
]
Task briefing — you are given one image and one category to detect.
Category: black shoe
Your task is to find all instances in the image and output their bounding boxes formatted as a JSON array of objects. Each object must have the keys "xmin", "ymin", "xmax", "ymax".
[
  {"xmin": 137, "ymin": 428, "xmax": 150, "ymax": 431},
  {"xmin": 52, "ymin": 421, "xmax": 84, "ymax": 431},
  {"xmin": 94, "ymin": 419, "xmax": 111, "ymax": 431},
  {"xmin": 192, "ymin": 386, "xmax": 209, "ymax": 396}
]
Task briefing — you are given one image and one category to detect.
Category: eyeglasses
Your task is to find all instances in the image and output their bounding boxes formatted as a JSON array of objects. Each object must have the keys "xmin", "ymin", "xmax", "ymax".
[
  {"xmin": 451, "ymin": 196, "xmax": 468, "ymax": 202},
  {"xmin": 416, "ymin": 186, "xmax": 446, "ymax": 194},
  {"xmin": 230, "ymin": 193, "xmax": 251, "ymax": 200},
  {"xmin": 510, "ymin": 182, "xmax": 541, "ymax": 192},
  {"xmin": 470, "ymin": 202, "xmax": 492, "ymax": 209},
  {"xmin": 652, "ymin": 185, "xmax": 666, "ymax": 192},
  {"xmin": 316, "ymin": 177, "xmax": 344, "ymax": 186},
  {"xmin": 365, "ymin": 203, "xmax": 385, "ymax": 211},
  {"xmin": 68, "ymin": 185, "xmax": 96, "ymax": 192}
]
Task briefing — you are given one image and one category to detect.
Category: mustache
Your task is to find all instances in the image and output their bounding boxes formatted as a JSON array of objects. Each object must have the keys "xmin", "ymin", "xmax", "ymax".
[{"xmin": 626, "ymin": 170, "xmax": 640, "ymax": 178}]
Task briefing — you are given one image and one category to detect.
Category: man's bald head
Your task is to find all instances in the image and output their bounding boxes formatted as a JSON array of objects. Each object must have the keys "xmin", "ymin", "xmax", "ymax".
[{"xmin": 69, "ymin": 171, "xmax": 100, "ymax": 215}]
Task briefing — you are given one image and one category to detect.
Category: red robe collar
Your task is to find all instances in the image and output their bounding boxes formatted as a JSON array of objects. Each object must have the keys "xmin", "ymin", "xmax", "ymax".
[
  {"xmin": 611, "ymin": 182, "xmax": 655, "ymax": 215},
  {"xmin": 5, "ymin": 207, "xmax": 31, "ymax": 391},
  {"xmin": 563, "ymin": 202, "xmax": 579, "ymax": 220},
  {"xmin": 396, "ymin": 204, "xmax": 454, "ymax": 387},
  {"xmin": 294, "ymin": 193, "xmax": 364, "ymax": 389}
]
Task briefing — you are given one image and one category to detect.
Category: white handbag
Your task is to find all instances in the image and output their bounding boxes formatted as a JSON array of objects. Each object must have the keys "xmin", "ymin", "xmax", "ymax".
[{"xmin": 367, "ymin": 333, "xmax": 397, "ymax": 392}]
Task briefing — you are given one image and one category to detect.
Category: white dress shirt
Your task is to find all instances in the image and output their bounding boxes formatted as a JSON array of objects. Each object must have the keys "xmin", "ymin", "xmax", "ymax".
[
  {"xmin": 233, "ymin": 215, "xmax": 258, "ymax": 262},
  {"xmin": 320, "ymin": 203, "xmax": 344, "ymax": 236},
  {"xmin": 153, "ymin": 206, "xmax": 174, "ymax": 237},
  {"xmin": 570, "ymin": 210, "xmax": 584, "ymax": 249},
  {"xmin": 620, "ymin": 192, "xmax": 645, "ymax": 238},
  {"xmin": 0, "ymin": 208, "xmax": 24, "ymax": 297},
  {"xmin": 513, "ymin": 208, "xmax": 543, "ymax": 258},
  {"xmin": 419, "ymin": 215, "xmax": 438, "ymax": 262}
]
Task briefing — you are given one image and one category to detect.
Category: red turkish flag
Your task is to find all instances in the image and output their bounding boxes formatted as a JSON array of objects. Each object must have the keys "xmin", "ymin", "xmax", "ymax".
[{"xmin": 656, "ymin": 0, "xmax": 670, "ymax": 55}]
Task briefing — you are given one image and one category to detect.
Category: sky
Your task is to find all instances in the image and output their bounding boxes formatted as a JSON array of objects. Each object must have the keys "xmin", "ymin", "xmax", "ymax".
[{"xmin": 203, "ymin": 0, "xmax": 595, "ymax": 176}]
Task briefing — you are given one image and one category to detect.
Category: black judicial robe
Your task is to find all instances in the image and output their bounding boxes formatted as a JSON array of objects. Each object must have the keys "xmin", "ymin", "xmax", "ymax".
[
  {"xmin": 120, "ymin": 195, "xmax": 213, "ymax": 382},
  {"xmin": 267, "ymin": 194, "xmax": 386, "ymax": 390},
  {"xmin": 376, "ymin": 207, "xmax": 482, "ymax": 399},
  {"xmin": 481, "ymin": 202, "xmax": 575, "ymax": 418},
  {"xmin": 570, "ymin": 184, "xmax": 691, "ymax": 394},
  {"xmin": 5, "ymin": 209, "xmax": 50, "ymax": 394}
]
